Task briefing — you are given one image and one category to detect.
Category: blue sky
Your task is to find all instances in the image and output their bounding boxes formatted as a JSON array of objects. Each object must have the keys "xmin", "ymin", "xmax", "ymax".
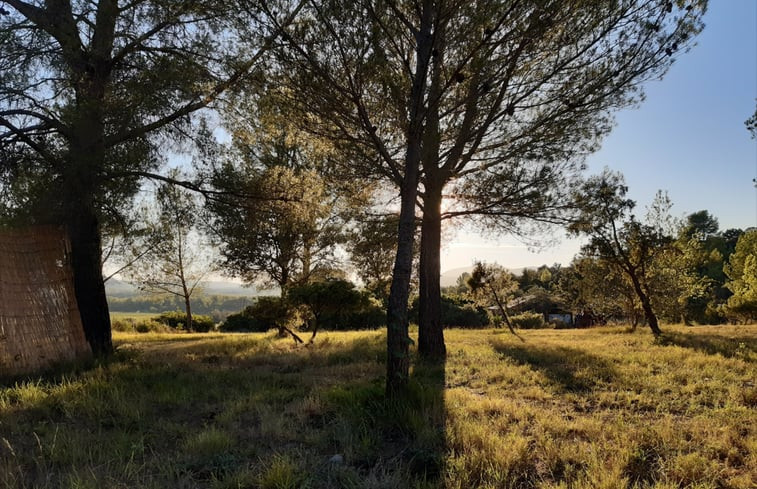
[{"xmin": 442, "ymin": 0, "xmax": 757, "ymax": 272}]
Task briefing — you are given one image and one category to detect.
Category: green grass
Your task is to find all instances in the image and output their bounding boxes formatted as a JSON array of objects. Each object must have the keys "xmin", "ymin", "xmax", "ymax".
[
  {"xmin": 1, "ymin": 326, "xmax": 755, "ymax": 488},
  {"xmin": 110, "ymin": 311, "xmax": 159, "ymax": 322}
]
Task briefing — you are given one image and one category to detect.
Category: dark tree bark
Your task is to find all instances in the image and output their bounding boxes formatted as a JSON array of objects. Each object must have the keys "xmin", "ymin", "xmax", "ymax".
[
  {"xmin": 418, "ymin": 178, "xmax": 446, "ymax": 359},
  {"xmin": 628, "ymin": 272, "xmax": 662, "ymax": 336},
  {"xmin": 386, "ymin": 0, "xmax": 435, "ymax": 396},
  {"xmin": 67, "ymin": 206, "xmax": 112, "ymax": 355},
  {"xmin": 65, "ymin": 80, "xmax": 112, "ymax": 355}
]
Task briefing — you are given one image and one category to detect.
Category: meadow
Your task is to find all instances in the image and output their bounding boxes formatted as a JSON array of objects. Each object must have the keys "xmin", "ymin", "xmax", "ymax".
[{"xmin": 1, "ymin": 325, "xmax": 755, "ymax": 488}]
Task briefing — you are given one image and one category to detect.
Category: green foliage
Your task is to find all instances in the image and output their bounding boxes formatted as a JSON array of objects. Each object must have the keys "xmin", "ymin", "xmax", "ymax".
[
  {"xmin": 155, "ymin": 312, "xmax": 214, "ymax": 332},
  {"xmin": 723, "ymin": 230, "xmax": 757, "ymax": 322},
  {"xmin": 112, "ymin": 318, "xmax": 171, "ymax": 334},
  {"xmin": 207, "ymin": 161, "xmax": 343, "ymax": 290},
  {"xmin": 108, "ymin": 295, "xmax": 254, "ymax": 320},
  {"xmin": 409, "ymin": 295, "xmax": 489, "ymax": 328},
  {"xmin": 221, "ymin": 282, "xmax": 386, "ymax": 334},
  {"xmin": 222, "ymin": 297, "xmax": 296, "ymax": 333},
  {"xmin": 219, "ymin": 309, "xmax": 268, "ymax": 333},
  {"xmin": 510, "ymin": 312, "xmax": 546, "ymax": 329}
]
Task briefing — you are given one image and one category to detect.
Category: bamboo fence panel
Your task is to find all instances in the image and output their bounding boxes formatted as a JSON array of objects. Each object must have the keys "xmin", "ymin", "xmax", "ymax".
[{"xmin": 0, "ymin": 226, "xmax": 91, "ymax": 377}]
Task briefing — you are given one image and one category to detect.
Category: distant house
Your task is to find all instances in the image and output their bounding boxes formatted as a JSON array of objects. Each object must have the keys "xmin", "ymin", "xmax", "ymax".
[{"xmin": 507, "ymin": 292, "xmax": 573, "ymax": 327}]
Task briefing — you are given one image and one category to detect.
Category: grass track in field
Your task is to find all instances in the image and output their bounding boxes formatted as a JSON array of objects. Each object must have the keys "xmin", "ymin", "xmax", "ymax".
[
  {"xmin": 109, "ymin": 311, "xmax": 160, "ymax": 322},
  {"xmin": 1, "ymin": 325, "xmax": 755, "ymax": 488}
]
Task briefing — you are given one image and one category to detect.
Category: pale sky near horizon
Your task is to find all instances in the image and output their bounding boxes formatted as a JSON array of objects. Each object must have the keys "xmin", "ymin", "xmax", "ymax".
[{"xmin": 440, "ymin": 0, "xmax": 757, "ymax": 273}]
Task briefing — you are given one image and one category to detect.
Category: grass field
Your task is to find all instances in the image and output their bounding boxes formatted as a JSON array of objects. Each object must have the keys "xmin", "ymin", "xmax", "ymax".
[
  {"xmin": 109, "ymin": 311, "xmax": 159, "ymax": 322},
  {"xmin": 1, "ymin": 325, "xmax": 755, "ymax": 488}
]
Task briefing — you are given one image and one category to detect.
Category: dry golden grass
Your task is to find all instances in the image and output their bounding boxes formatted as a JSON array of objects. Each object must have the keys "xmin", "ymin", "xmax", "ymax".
[{"xmin": 1, "ymin": 325, "xmax": 754, "ymax": 488}]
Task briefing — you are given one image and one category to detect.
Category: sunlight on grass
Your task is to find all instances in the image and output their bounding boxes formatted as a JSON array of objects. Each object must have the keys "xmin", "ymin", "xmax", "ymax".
[{"xmin": 1, "ymin": 326, "xmax": 754, "ymax": 488}]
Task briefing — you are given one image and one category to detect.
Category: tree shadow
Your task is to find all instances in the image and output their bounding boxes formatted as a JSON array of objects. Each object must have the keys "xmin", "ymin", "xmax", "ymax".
[
  {"xmin": 407, "ymin": 355, "xmax": 446, "ymax": 485},
  {"xmin": 491, "ymin": 340, "xmax": 617, "ymax": 393},
  {"xmin": 0, "ymin": 333, "xmax": 449, "ymax": 488},
  {"xmin": 658, "ymin": 331, "xmax": 756, "ymax": 361}
]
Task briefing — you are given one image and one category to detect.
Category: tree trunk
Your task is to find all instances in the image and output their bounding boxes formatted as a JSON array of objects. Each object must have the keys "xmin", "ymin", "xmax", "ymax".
[
  {"xmin": 65, "ymin": 91, "xmax": 112, "ymax": 355},
  {"xmin": 67, "ymin": 207, "xmax": 112, "ymax": 355},
  {"xmin": 183, "ymin": 292, "xmax": 194, "ymax": 331},
  {"xmin": 386, "ymin": 170, "xmax": 419, "ymax": 395},
  {"xmin": 308, "ymin": 316, "xmax": 319, "ymax": 344},
  {"xmin": 418, "ymin": 179, "xmax": 446, "ymax": 359},
  {"xmin": 385, "ymin": 0, "xmax": 435, "ymax": 397},
  {"xmin": 490, "ymin": 286, "xmax": 519, "ymax": 337},
  {"xmin": 629, "ymin": 274, "xmax": 662, "ymax": 336}
]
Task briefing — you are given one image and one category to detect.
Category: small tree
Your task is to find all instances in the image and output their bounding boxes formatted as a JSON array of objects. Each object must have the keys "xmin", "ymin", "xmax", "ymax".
[
  {"xmin": 467, "ymin": 262, "xmax": 519, "ymax": 336},
  {"xmin": 723, "ymin": 230, "xmax": 757, "ymax": 323},
  {"xmin": 570, "ymin": 171, "xmax": 680, "ymax": 336},
  {"xmin": 125, "ymin": 180, "xmax": 212, "ymax": 331},
  {"xmin": 208, "ymin": 165, "xmax": 342, "ymax": 290},
  {"xmin": 288, "ymin": 279, "xmax": 364, "ymax": 343}
]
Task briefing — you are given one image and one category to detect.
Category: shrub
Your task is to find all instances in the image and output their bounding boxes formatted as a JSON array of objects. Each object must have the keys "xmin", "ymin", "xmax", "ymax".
[
  {"xmin": 409, "ymin": 295, "xmax": 489, "ymax": 328},
  {"xmin": 220, "ymin": 297, "xmax": 296, "ymax": 333},
  {"xmin": 111, "ymin": 319, "xmax": 134, "ymax": 332},
  {"xmin": 510, "ymin": 312, "xmax": 545, "ymax": 329},
  {"xmin": 220, "ymin": 307, "xmax": 270, "ymax": 333},
  {"xmin": 155, "ymin": 311, "xmax": 215, "ymax": 332},
  {"xmin": 134, "ymin": 319, "xmax": 170, "ymax": 333}
]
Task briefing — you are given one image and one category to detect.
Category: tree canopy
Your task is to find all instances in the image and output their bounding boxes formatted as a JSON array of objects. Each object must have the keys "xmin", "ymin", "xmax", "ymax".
[
  {"xmin": 273, "ymin": 0, "xmax": 707, "ymax": 370},
  {"xmin": 0, "ymin": 0, "xmax": 301, "ymax": 353}
]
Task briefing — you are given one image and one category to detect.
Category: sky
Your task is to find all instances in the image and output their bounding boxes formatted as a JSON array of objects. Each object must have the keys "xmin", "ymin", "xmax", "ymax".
[{"xmin": 440, "ymin": 0, "xmax": 757, "ymax": 273}]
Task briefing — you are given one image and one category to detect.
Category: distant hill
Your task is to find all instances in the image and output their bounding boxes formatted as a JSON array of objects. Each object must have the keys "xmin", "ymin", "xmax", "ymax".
[{"xmin": 105, "ymin": 278, "xmax": 271, "ymax": 298}]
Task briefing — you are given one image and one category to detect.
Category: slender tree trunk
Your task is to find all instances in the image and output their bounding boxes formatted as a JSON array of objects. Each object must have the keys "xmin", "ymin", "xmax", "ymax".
[
  {"xmin": 629, "ymin": 274, "xmax": 662, "ymax": 336},
  {"xmin": 386, "ymin": 0, "xmax": 435, "ymax": 397},
  {"xmin": 386, "ymin": 169, "xmax": 420, "ymax": 395},
  {"xmin": 418, "ymin": 179, "xmax": 446, "ymax": 359},
  {"xmin": 417, "ymin": 19, "xmax": 446, "ymax": 359},
  {"xmin": 308, "ymin": 315, "xmax": 319, "ymax": 344},
  {"xmin": 183, "ymin": 292, "xmax": 193, "ymax": 331},
  {"xmin": 490, "ymin": 286, "xmax": 518, "ymax": 336}
]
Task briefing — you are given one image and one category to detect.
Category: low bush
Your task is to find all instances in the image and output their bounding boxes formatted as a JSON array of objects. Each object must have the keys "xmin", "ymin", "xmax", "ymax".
[
  {"xmin": 409, "ymin": 294, "xmax": 489, "ymax": 328},
  {"xmin": 220, "ymin": 297, "xmax": 294, "ymax": 333},
  {"xmin": 511, "ymin": 312, "xmax": 545, "ymax": 329},
  {"xmin": 220, "ymin": 308, "xmax": 270, "ymax": 333},
  {"xmin": 155, "ymin": 311, "xmax": 215, "ymax": 332},
  {"xmin": 111, "ymin": 318, "xmax": 171, "ymax": 333}
]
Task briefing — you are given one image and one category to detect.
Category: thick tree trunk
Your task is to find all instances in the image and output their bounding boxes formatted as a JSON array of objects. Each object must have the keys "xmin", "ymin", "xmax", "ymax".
[
  {"xmin": 67, "ymin": 207, "xmax": 112, "ymax": 355},
  {"xmin": 65, "ymin": 90, "xmax": 112, "ymax": 355},
  {"xmin": 418, "ymin": 180, "xmax": 446, "ymax": 359}
]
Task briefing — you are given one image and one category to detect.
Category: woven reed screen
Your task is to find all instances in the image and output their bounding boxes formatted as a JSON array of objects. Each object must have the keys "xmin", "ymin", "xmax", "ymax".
[{"xmin": 0, "ymin": 226, "xmax": 91, "ymax": 377}]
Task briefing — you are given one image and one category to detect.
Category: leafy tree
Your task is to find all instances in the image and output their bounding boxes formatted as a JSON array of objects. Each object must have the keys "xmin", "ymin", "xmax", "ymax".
[
  {"xmin": 124, "ymin": 180, "xmax": 212, "ymax": 331},
  {"xmin": 0, "ymin": 0, "xmax": 300, "ymax": 354},
  {"xmin": 348, "ymin": 215, "xmax": 405, "ymax": 305},
  {"xmin": 467, "ymin": 262, "xmax": 519, "ymax": 336},
  {"xmin": 570, "ymin": 171, "xmax": 680, "ymax": 335},
  {"xmin": 275, "ymin": 1, "xmax": 706, "ymax": 372},
  {"xmin": 560, "ymin": 256, "xmax": 639, "ymax": 325},
  {"xmin": 288, "ymin": 279, "xmax": 364, "ymax": 342},
  {"xmin": 723, "ymin": 230, "xmax": 757, "ymax": 322},
  {"xmin": 208, "ymin": 164, "xmax": 343, "ymax": 290}
]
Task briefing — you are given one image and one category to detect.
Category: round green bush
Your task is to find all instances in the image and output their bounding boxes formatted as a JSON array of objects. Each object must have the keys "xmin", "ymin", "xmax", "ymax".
[{"xmin": 510, "ymin": 312, "xmax": 545, "ymax": 329}]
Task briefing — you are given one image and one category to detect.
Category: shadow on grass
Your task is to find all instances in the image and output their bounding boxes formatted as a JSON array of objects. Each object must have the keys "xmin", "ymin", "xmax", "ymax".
[
  {"xmin": 491, "ymin": 340, "xmax": 617, "ymax": 392},
  {"xmin": 0, "ymin": 333, "xmax": 448, "ymax": 488},
  {"xmin": 657, "ymin": 331, "xmax": 756, "ymax": 360}
]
